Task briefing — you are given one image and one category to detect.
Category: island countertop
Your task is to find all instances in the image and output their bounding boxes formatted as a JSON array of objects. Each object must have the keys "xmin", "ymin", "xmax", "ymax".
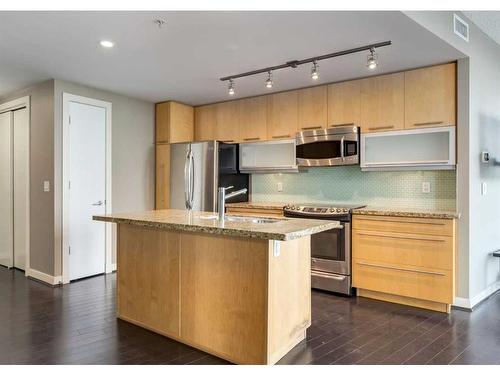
[{"xmin": 93, "ymin": 209, "xmax": 341, "ymax": 241}]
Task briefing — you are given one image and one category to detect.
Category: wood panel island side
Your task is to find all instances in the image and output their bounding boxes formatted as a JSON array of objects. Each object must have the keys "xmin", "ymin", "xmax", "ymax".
[{"xmin": 93, "ymin": 209, "xmax": 340, "ymax": 364}]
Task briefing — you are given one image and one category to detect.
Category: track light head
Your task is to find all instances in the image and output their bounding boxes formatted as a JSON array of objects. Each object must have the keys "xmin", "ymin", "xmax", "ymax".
[
  {"xmin": 265, "ymin": 71, "xmax": 273, "ymax": 89},
  {"xmin": 366, "ymin": 48, "xmax": 378, "ymax": 70},
  {"xmin": 311, "ymin": 61, "xmax": 319, "ymax": 81},
  {"xmin": 228, "ymin": 79, "xmax": 235, "ymax": 96}
]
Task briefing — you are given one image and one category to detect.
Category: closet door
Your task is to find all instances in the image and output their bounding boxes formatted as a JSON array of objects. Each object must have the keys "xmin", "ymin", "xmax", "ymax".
[
  {"xmin": 0, "ymin": 111, "xmax": 13, "ymax": 268},
  {"xmin": 13, "ymin": 108, "xmax": 29, "ymax": 270}
]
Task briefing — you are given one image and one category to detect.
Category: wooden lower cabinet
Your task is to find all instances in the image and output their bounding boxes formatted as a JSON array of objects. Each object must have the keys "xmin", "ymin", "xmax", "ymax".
[
  {"xmin": 155, "ymin": 144, "xmax": 170, "ymax": 209},
  {"xmin": 352, "ymin": 214, "xmax": 456, "ymax": 313}
]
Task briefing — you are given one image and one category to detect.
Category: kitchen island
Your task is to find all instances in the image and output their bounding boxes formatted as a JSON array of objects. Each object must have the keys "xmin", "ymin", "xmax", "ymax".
[{"xmin": 93, "ymin": 209, "xmax": 340, "ymax": 364}]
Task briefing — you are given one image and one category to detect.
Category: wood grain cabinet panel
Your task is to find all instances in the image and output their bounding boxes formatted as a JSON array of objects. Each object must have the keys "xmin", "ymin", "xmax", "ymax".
[
  {"xmin": 327, "ymin": 80, "xmax": 361, "ymax": 128},
  {"xmin": 352, "ymin": 214, "xmax": 456, "ymax": 313},
  {"xmin": 194, "ymin": 104, "xmax": 216, "ymax": 141},
  {"xmin": 215, "ymin": 101, "xmax": 240, "ymax": 143},
  {"xmin": 267, "ymin": 91, "xmax": 298, "ymax": 140},
  {"xmin": 297, "ymin": 86, "xmax": 327, "ymax": 131},
  {"xmin": 155, "ymin": 144, "xmax": 170, "ymax": 209},
  {"xmin": 360, "ymin": 72, "xmax": 405, "ymax": 133},
  {"xmin": 156, "ymin": 101, "xmax": 194, "ymax": 144},
  {"xmin": 405, "ymin": 63, "xmax": 456, "ymax": 129},
  {"xmin": 239, "ymin": 96, "xmax": 268, "ymax": 142}
]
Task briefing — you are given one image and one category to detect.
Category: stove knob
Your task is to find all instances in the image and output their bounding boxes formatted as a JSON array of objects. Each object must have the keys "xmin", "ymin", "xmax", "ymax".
[
  {"xmin": 343, "ymin": 208, "xmax": 349, "ymax": 213},
  {"xmin": 336, "ymin": 208, "xmax": 341, "ymax": 212},
  {"xmin": 330, "ymin": 208, "xmax": 335, "ymax": 212},
  {"xmin": 284, "ymin": 205, "xmax": 289, "ymax": 210},
  {"xmin": 291, "ymin": 206, "xmax": 296, "ymax": 210}
]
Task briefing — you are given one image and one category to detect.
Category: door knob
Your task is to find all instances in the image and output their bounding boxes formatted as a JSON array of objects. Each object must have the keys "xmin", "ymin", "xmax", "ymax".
[{"xmin": 92, "ymin": 200, "xmax": 104, "ymax": 206}]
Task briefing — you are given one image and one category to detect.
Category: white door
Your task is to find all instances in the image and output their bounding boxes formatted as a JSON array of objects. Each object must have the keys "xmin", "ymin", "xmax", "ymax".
[
  {"xmin": 0, "ymin": 111, "xmax": 13, "ymax": 268},
  {"xmin": 13, "ymin": 108, "xmax": 29, "ymax": 270},
  {"xmin": 68, "ymin": 101, "xmax": 106, "ymax": 280}
]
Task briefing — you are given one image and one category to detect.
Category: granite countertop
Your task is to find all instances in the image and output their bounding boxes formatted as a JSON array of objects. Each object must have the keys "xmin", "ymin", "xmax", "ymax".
[
  {"xmin": 226, "ymin": 201, "xmax": 459, "ymax": 220},
  {"xmin": 352, "ymin": 206, "xmax": 460, "ymax": 219},
  {"xmin": 225, "ymin": 202, "xmax": 287, "ymax": 210},
  {"xmin": 93, "ymin": 209, "xmax": 341, "ymax": 241}
]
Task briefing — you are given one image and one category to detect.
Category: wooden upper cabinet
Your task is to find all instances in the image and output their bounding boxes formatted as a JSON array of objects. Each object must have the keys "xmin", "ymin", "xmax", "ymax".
[
  {"xmin": 405, "ymin": 63, "xmax": 456, "ymax": 129},
  {"xmin": 239, "ymin": 96, "xmax": 268, "ymax": 142},
  {"xmin": 297, "ymin": 86, "xmax": 327, "ymax": 131},
  {"xmin": 194, "ymin": 105, "xmax": 216, "ymax": 141},
  {"xmin": 215, "ymin": 100, "xmax": 240, "ymax": 143},
  {"xmin": 360, "ymin": 72, "xmax": 405, "ymax": 133},
  {"xmin": 156, "ymin": 101, "xmax": 194, "ymax": 144},
  {"xmin": 267, "ymin": 91, "xmax": 298, "ymax": 140},
  {"xmin": 327, "ymin": 80, "xmax": 361, "ymax": 128}
]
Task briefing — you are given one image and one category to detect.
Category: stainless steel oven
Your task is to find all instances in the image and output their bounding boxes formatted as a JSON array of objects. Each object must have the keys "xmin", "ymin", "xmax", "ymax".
[
  {"xmin": 283, "ymin": 203, "xmax": 365, "ymax": 295},
  {"xmin": 295, "ymin": 126, "xmax": 360, "ymax": 167}
]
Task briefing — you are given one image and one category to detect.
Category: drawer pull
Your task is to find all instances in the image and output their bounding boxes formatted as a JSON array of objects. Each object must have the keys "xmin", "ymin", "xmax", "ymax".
[
  {"xmin": 301, "ymin": 126, "xmax": 322, "ymax": 130},
  {"xmin": 357, "ymin": 231, "xmax": 446, "ymax": 242},
  {"xmin": 355, "ymin": 217, "xmax": 446, "ymax": 226},
  {"xmin": 330, "ymin": 122, "xmax": 355, "ymax": 127},
  {"xmin": 243, "ymin": 137, "xmax": 260, "ymax": 141},
  {"xmin": 356, "ymin": 261, "xmax": 446, "ymax": 276},
  {"xmin": 368, "ymin": 125, "xmax": 395, "ymax": 131},
  {"xmin": 272, "ymin": 134, "xmax": 291, "ymax": 139},
  {"xmin": 413, "ymin": 121, "xmax": 444, "ymax": 126}
]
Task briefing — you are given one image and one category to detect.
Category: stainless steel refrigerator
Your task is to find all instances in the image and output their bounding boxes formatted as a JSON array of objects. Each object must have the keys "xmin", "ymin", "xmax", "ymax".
[{"xmin": 169, "ymin": 141, "xmax": 249, "ymax": 212}]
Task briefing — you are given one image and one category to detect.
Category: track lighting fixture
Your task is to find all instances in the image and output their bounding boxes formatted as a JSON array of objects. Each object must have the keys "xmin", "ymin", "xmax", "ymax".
[
  {"xmin": 366, "ymin": 48, "xmax": 378, "ymax": 70},
  {"xmin": 311, "ymin": 61, "xmax": 319, "ymax": 81},
  {"xmin": 228, "ymin": 79, "xmax": 235, "ymax": 96},
  {"xmin": 220, "ymin": 41, "xmax": 390, "ymax": 94},
  {"xmin": 265, "ymin": 71, "xmax": 273, "ymax": 89}
]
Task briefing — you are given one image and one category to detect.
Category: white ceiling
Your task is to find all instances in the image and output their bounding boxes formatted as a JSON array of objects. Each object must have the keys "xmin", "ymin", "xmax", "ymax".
[
  {"xmin": 463, "ymin": 11, "xmax": 500, "ymax": 46},
  {"xmin": 0, "ymin": 11, "xmax": 464, "ymax": 105}
]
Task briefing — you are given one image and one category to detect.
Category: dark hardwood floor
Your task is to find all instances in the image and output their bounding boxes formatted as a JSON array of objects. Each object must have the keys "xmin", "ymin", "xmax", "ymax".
[{"xmin": 1, "ymin": 267, "xmax": 499, "ymax": 365}]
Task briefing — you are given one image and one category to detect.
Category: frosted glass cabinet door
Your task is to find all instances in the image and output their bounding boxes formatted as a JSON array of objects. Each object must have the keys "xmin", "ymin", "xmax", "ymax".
[
  {"xmin": 0, "ymin": 111, "xmax": 13, "ymax": 268},
  {"xmin": 361, "ymin": 126, "xmax": 456, "ymax": 170}
]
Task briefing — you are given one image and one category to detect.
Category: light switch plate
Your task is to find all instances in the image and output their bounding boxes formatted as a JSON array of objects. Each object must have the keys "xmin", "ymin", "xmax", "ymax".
[
  {"xmin": 481, "ymin": 182, "xmax": 487, "ymax": 196},
  {"xmin": 273, "ymin": 241, "xmax": 281, "ymax": 257},
  {"xmin": 277, "ymin": 182, "xmax": 283, "ymax": 192},
  {"xmin": 422, "ymin": 182, "xmax": 431, "ymax": 194},
  {"xmin": 43, "ymin": 180, "xmax": 50, "ymax": 192}
]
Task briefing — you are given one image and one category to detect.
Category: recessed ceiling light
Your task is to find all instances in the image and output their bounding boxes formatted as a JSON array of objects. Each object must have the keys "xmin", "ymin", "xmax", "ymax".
[{"xmin": 100, "ymin": 40, "xmax": 114, "ymax": 48}]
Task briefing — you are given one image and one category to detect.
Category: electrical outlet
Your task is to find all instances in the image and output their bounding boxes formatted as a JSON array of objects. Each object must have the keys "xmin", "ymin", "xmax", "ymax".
[
  {"xmin": 481, "ymin": 182, "xmax": 487, "ymax": 196},
  {"xmin": 43, "ymin": 181, "xmax": 50, "ymax": 192},
  {"xmin": 277, "ymin": 182, "xmax": 283, "ymax": 192},
  {"xmin": 422, "ymin": 182, "xmax": 431, "ymax": 194}
]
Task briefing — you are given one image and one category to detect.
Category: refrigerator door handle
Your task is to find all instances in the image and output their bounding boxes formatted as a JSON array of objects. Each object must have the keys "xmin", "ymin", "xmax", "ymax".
[
  {"xmin": 184, "ymin": 147, "xmax": 193, "ymax": 210},
  {"xmin": 189, "ymin": 151, "xmax": 195, "ymax": 209}
]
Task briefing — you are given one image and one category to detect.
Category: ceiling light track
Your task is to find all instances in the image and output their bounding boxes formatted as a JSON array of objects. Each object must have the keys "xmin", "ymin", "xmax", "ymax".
[{"xmin": 219, "ymin": 40, "xmax": 391, "ymax": 84}]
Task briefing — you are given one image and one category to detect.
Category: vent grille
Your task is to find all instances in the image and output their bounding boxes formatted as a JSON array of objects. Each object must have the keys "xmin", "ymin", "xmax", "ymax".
[{"xmin": 454, "ymin": 14, "xmax": 469, "ymax": 42}]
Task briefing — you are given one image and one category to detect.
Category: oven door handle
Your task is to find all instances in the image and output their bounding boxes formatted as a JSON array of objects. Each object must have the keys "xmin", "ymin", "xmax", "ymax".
[{"xmin": 311, "ymin": 270, "xmax": 347, "ymax": 281}]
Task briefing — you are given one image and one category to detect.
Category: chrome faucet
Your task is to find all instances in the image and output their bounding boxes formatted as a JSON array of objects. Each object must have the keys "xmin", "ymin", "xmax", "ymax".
[{"xmin": 218, "ymin": 186, "xmax": 248, "ymax": 221}]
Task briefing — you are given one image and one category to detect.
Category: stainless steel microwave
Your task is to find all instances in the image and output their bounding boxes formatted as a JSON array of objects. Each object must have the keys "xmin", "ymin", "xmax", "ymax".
[{"xmin": 295, "ymin": 126, "xmax": 360, "ymax": 167}]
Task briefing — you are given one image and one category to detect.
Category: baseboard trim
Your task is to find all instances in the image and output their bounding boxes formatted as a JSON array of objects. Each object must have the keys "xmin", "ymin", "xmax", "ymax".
[
  {"xmin": 26, "ymin": 268, "xmax": 62, "ymax": 286},
  {"xmin": 453, "ymin": 280, "xmax": 500, "ymax": 310}
]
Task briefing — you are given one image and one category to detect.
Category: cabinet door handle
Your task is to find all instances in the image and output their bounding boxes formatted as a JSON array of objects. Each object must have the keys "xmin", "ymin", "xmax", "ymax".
[
  {"xmin": 413, "ymin": 121, "xmax": 444, "ymax": 126},
  {"xmin": 355, "ymin": 261, "xmax": 446, "ymax": 276},
  {"xmin": 330, "ymin": 122, "xmax": 355, "ymax": 127},
  {"xmin": 243, "ymin": 137, "xmax": 260, "ymax": 141},
  {"xmin": 368, "ymin": 125, "xmax": 395, "ymax": 131},
  {"xmin": 300, "ymin": 126, "xmax": 322, "ymax": 130},
  {"xmin": 356, "ymin": 230, "xmax": 446, "ymax": 242},
  {"xmin": 272, "ymin": 134, "xmax": 291, "ymax": 139}
]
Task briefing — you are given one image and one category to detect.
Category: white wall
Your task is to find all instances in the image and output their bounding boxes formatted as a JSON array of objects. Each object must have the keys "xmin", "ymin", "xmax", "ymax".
[
  {"xmin": 53, "ymin": 79, "xmax": 155, "ymax": 273},
  {"xmin": 405, "ymin": 11, "xmax": 500, "ymax": 305}
]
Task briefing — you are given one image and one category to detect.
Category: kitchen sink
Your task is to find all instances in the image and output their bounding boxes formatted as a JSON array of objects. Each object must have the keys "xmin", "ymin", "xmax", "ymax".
[{"xmin": 223, "ymin": 215, "xmax": 282, "ymax": 224}]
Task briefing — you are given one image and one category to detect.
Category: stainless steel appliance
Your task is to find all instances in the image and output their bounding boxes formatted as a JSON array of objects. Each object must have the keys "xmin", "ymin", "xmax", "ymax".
[
  {"xmin": 296, "ymin": 126, "xmax": 360, "ymax": 167},
  {"xmin": 169, "ymin": 141, "xmax": 249, "ymax": 211},
  {"xmin": 283, "ymin": 203, "xmax": 365, "ymax": 295}
]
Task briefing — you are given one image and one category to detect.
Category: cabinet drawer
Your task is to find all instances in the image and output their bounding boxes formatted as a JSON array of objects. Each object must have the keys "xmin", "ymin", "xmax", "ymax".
[
  {"xmin": 352, "ymin": 260, "xmax": 453, "ymax": 304},
  {"xmin": 353, "ymin": 215, "xmax": 454, "ymax": 237},
  {"xmin": 352, "ymin": 229, "xmax": 453, "ymax": 270}
]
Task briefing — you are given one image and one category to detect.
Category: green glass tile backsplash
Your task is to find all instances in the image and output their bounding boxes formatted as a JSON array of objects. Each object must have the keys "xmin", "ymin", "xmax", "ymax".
[{"xmin": 250, "ymin": 166, "xmax": 456, "ymax": 210}]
